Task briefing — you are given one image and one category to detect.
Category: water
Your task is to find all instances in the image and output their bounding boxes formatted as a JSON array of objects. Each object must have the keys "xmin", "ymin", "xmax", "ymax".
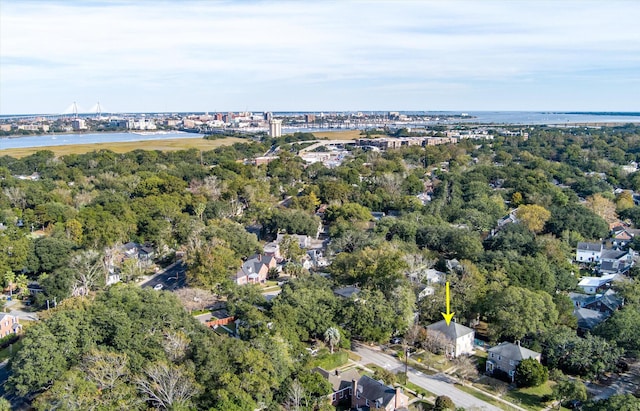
[{"xmin": 0, "ymin": 131, "xmax": 203, "ymax": 150}]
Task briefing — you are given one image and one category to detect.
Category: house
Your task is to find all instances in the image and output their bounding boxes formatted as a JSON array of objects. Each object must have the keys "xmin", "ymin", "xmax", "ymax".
[
  {"xmin": 576, "ymin": 242, "xmax": 603, "ymax": 263},
  {"xmin": 352, "ymin": 376, "xmax": 409, "ymax": 411},
  {"xmin": 599, "ymin": 249, "xmax": 635, "ymax": 275},
  {"xmin": 139, "ymin": 245, "xmax": 155, "ymax": 261},
  {"xmin": 263, "ymin": 241, "xmax": 282, "ymax": 260},
  {"xmin": 333, "ymin": 286, "xmax": 361, "ymax": 299},
  {"xmin": 0, "ymin": 313, "xmax": 22, "ymax": 337},
  {"xmin": 610, "ymin": 226, "xmax": 640, "ymax": 248},
  {"xmin": 276, "ymin": 233, "xmax": 311, "ymax": 249},
  {"xmin": 234, "ymin": 254, "xmax": 276, "ymax": 285},
  {"xmin": 314, "ymin": 367, "xmax": 361, "ymax": 407},
  {"xmin": 426, "ymin": 320, "xmax": 475, "ymax": 358},
  {"xmin": 573, "ymin": 308, "xmax": 610, "ymax": 333},
  {"xmin": 570, "ymin": 289, "xmax": 623, "ymax": 312},
  {"xmin": 577, "ymin": 274, "xmax": 618, "ymax": 294},
  {"xmin": 486, "ymin": 341, "xmax": 541, "ymax": 381}
]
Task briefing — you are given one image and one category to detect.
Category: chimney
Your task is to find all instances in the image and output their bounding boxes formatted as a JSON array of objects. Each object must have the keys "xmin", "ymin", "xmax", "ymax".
[
  {"xmin": 335, "ymin": 369, "xmax": 340, "ymax": 376},
  {"xmin": 351, "ymin": 379, "xmax": 358, "ymax": 409},
  {"xmin": 395, "ymin": 387, "xmax": 404, "ymax": 409},
  {"xmin": 258, "ymin": 254, "xmax": 262, "ymax": 262}
]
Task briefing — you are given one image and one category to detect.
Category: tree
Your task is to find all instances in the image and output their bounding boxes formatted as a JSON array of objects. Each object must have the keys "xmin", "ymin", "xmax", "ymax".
[
  {"xmin": 594, "ymin": 306, "xmax": 640, "ymax": 356},
  {"xmin": 14, "ymin": 273, "xmax": 28, "ymax": 296},
  {"xmin": 3, "ymin": 270, "xmax": 15, "ymax": 295},
  {"xmin": 586, "ymin": 193, "xmax": 617, "ymax": 225},
  {"xmin": 185, "ymin": 240, "xmax": 239, "ymax": 291},
  {"xmin": 453, "ymin": 356, "xmax": 479, "ymax": 383},
  {"xmin": 135, "ymin": 362, "xmax": 200, "ymax": 410},
  {"xmin": 551, "ymin": 378, "xmax": 587, "ymax": 409},
  {"xmin": 373, "ymin": 368, "xmax": 396, "ymax": 385},
  {"xmin": 516, "ymin": 204, "xmax": 551, "ymax": 233},
  {"xmin": 324, "ymin": 327, "xmax": 340, "ymax": 354},
  {"xmin": 280, "ymin": 234, "xmax": 306, "ymax": 263},
  {"xmin": 514, "ymin": 358, "xmax": 548, "ymax": 387},
  {"xmin": 422, "ymin": 330, "xmax": 450, "ymax": 355},
  {"xmin": 434, "ymin": 395, "xmax": 456, "ymax": 411},
  {"xmin": 69, "ymin": 250, "xmax": 104, "ymax": 297},
  {"xmin": 616, "ymin": 191, "xmax": 635, "ymax": 212},
  {"xmin": 9, "ymin": 324, "xmax": 67, "ymax": 396},
  {"xmin": 486, "ymin": 286, "xmax": 558, "ymax": 341},
  {"xmin": 173, "ymin": 287, "xmax": 218, "ymax": 313}
]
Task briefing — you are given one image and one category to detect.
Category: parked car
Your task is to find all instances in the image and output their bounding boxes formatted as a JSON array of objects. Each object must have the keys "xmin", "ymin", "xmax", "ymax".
[{"xmin": 153, "ymin": 284, "xmax": 163, "ymax": 290}]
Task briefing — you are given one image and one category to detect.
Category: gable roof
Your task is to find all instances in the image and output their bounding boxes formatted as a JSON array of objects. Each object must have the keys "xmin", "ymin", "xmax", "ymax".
[
  {"xmin": 238, "ymin": 254, "xmax": 274, "ymax": 277},
  {"xmin": 574, "ymin": 307, "xmax": 609, "ymax": 330},
  {"xmin": 578, "ymin": 274, "xmax": 617, "ymax": 288},
  {"xmin": 577, "ymin": 242, "xmax": 602, "ymax": 252},
  {"xmin": 356, "ymin": 375, "xmax": 397, "ymax": 407},
  {"xmin": 314, "ymin": 367, "xmax": 360, "ymax": 392},
  {"xmin": 488, "ymin": 342, "xmax": 540, "ymax": 362},
  {"xmin": 426, "ymin": 320, "xmax": 474, "ymax": 340},
  {"xmin": 601, "ymin": 249, "xmax": 628, "ymax": 260}
]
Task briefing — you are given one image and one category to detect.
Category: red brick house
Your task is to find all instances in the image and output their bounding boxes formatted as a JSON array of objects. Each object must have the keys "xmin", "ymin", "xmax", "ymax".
[
  {"xmin": 0, "ymin": 313, "xmax": 21, "ymax": 337},
  {"xmin": 234, "ymin": 254, "xmax": 277, "ymax": 285}
]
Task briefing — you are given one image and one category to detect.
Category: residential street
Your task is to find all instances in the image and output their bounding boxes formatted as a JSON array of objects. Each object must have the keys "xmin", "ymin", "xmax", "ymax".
[
  {"xmin": 352, "ymin": 343, "xmax": 502, "ymax": 411},
  {"xmin": 140, "ymin": 260, "xmax": 187, "ymax": 291}
]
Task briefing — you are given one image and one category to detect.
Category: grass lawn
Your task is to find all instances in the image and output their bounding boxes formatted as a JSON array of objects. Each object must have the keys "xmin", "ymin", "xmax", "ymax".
[
  {"xmin": 455, "ymin": 383, "xmax": 521, "ymax": 411},
  {"xmin": 0, "ymin": 339, "xmax": 23, "ymax": 361},
  {"xmin": 311, "ymin": 350, "xmax": 348, "ymax": 370},
  {"xmin": 311, "ymin": 130, "xmax": 365, "ymax": 140},
  {"xmin": 347, "ymin": 351, "xmax": 362, "ymax": 362},
  {"xmin": 506, "ymin": 380, "xmax": 556, "ymax": 411},
  {"xmin": 0, "ymin": 137, "xmax": 244, "ymax": 158}
]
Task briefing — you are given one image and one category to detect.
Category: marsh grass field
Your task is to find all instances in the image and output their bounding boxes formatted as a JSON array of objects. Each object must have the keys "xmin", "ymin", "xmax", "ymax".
[{"xmin": 0, "ymin": 137, "xmax": 246, "ymax": 158}]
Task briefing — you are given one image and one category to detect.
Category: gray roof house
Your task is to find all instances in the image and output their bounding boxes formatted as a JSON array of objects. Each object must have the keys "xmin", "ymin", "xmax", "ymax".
[
  {"xmin": 486, "ymin": 341, "xmax": 541, "ymax": 381},
  {"xmin": 426, "ymin": 320, "xmax": 475, "ymax": 358}
]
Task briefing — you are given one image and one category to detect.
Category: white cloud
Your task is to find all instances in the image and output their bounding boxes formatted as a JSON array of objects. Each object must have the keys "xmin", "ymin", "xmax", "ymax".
[{"xmin": 1, "ymin": 0, "xmax": 639, "ymax": 113}]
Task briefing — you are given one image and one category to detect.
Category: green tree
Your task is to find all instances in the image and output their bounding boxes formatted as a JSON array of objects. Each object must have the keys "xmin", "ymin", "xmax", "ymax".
[
  {"xmin": 551, "ymin": 378, "xmax": 587, "ymax": 409},
  {"xmin": 486, "ymin": 286, "xmax": 558, "ymax": 341},
  {"xmin": 9, "ymin": 324, "xmax": 67, "ymax": 395},
  {"xmin": 186, "ymin": 240, "xmax": 239, "ymax": 291},
  {"xmin": 514, "ymin": 358, "xmax": 548, "ymax": 387},
  {"xmin": 434, "ymin": 395, "xmax": 456, "ymax": 411},
  {"xmin": 323, "ymin": 327, "xmax": 340, "ymax": 354}
]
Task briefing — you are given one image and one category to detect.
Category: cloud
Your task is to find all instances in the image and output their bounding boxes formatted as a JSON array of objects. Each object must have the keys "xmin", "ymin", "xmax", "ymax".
[{"xmin": 1, "ymin": 0, "xmax": 639, "ymax": 113}]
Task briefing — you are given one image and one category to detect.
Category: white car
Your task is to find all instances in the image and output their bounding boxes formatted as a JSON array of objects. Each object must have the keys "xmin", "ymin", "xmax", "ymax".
[{"xmin": 153, "ymin": 284, "xmax": 163, "ymax": 290}]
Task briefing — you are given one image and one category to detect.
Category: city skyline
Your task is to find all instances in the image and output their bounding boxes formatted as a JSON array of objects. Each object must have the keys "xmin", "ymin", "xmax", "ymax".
[{"xmin": 1, "ymin": 0, "xmax": 640, "ymax": 115}]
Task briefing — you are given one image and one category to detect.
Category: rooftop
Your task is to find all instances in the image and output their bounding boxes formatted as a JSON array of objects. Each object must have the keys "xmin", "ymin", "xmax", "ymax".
[
  {"xmin": 426, "ymin": 319, "xmax": 474, "ymax": 340},
  {"xmin": 488, "ymin": 342, "xmax": 540, "ymax": 361}
]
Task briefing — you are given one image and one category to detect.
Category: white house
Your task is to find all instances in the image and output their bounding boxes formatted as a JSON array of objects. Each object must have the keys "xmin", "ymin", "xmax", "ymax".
[
  {"xmin": 577, "ymin": 274, "xmax": 618, "ymax": 294},
  {"xmin": 576, "ymin": 242, "xmax": 603, "ymax": 263},
  {"xmin": 426, "ymin": 320, "xmax": 475, "ymax": 358}
]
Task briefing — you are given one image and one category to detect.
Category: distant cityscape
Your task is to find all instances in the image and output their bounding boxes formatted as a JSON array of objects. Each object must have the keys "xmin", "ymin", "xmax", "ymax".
[{"xmin": 0, "ymin": 110, "xmax": 478, "ymax": 138}]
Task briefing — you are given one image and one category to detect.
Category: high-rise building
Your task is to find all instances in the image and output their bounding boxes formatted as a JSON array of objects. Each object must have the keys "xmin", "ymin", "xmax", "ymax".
[
  {"xmin": 72, "ymin": 118, "xmax": 87, "ymax": 131},
  {"xmin": 269, "ymin": 119, "xmax": 282, "ymax": 137},
  {"xmin": 264, "ymin": 112, "xmax": 273, "ymax": 121},
  {"xmin": 305, "ymin": 114, "xmax": 316, "ymax": 123}
]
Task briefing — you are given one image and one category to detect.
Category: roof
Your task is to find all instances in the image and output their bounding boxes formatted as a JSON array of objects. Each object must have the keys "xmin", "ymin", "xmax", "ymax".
[
  {"xmin": 601, "ymin": 249, "xmax": 627, "ymax": 260},
  {"xmin": 578, "ymin": 274, "xmax": 617, "ymax": 288},
  {"xmin": 314, "ymin": 367, "xmax": 360, "ymax": 392},
  {"xmin": 356, "ymin": 375, "xmax": 397, "ymax": 407},
  {"xmin": 577, "ymin": 242, "xmax": 602, "ymax": 252},
  {"xmin": 0, "ymin": 313, "xmax": 16, "ymax": 322},
  {"xmin": 488, "ymin": 342, "xmax": 540, "ymax": 362},
  {"xmin": 238, "ymin": 254, "xmax": 274, "ymax": 277},
  {"xmin": 333, "ymin": 286, "xmax": 360, "ymax": 299},
  {"xmin": 574, "ymin": 308, "xmax": 609, "ymax": 330},
  {"xmin": 426, "ymin": 320, "xmax": 474, "ymax": 341}
]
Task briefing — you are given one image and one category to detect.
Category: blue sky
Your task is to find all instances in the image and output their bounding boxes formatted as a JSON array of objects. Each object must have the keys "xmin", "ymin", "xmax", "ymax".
[{"xmin": 1, "ymin": 0, "xmax": 639, "ymax": 114}]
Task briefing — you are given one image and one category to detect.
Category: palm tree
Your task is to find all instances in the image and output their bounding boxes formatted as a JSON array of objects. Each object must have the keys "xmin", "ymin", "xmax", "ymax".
[
  {"xmin": 324, "ymin": 327, "xmax": 341, "ymax": 354},
  {"xmin": 3, "ymin": 271, "xmax": 15, "ymax": 296},
  {"xmin": 15, "ymin": 274, "xmax": 29, "ymax": 297}
]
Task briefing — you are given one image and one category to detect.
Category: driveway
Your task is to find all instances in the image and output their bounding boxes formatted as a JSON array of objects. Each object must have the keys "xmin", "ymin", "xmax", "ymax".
[{"xmin": 352, "ymin": 343, "xmax": 502, "ymax": 411}]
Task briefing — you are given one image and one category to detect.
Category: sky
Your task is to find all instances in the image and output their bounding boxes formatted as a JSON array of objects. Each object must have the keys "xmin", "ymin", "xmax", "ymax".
[{"xmin": 1, "ymin": 0, "xmax": 640, "ymax": 114}]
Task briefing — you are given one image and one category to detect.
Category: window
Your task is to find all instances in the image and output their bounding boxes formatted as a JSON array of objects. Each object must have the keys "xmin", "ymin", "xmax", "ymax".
[
  {"xmin": 357, "ymin": 393, "xmax": 360, "ymax": 399},
  {"xmin": 498, "ymin": 355, "xmax": 501, "ymax": 361},
  {"xmin": 332, "ymin": 394, "xmax": 336, "ymax": 401},
  {"xmin": 365, "ymin": 399, "xmax": 369, "ymax": 406},
  {"xmin": 490, "ymin": 353, "xmax": 494, "ymax": 358}
]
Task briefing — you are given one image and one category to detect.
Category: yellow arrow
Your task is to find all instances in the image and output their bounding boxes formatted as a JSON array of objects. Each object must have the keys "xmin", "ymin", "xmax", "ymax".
[{"xmin": 441, "ymin": 281, "xmax": 455, "ymax": 326}]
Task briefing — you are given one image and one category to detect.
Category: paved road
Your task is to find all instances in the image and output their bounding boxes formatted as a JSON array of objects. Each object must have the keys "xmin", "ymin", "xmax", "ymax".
[
  {"xmin": 140, "ymin": 261, "xmax": 187, "ymax": 291},
  {"xmin": 3, "ymin": 300, "xmax": 39, "ymax": 322},
  {"xmin": 353, "ymin": 344, "xmax": 501, "ymax": 411}
]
